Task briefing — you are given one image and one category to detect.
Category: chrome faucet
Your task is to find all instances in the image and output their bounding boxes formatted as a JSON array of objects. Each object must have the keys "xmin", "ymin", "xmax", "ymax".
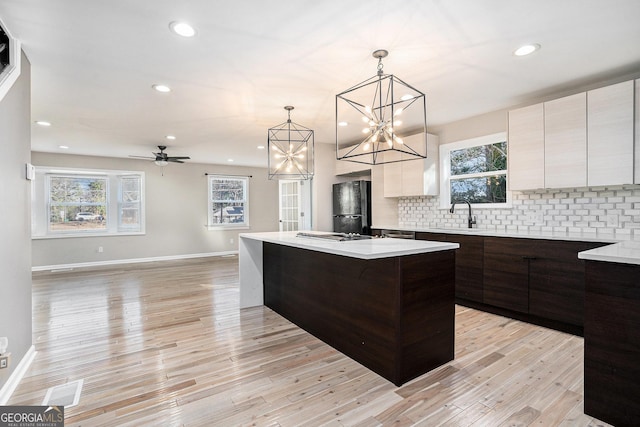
[{"xmin": 449, "ymin": 200, "xmax": 477, "ymax": 228}]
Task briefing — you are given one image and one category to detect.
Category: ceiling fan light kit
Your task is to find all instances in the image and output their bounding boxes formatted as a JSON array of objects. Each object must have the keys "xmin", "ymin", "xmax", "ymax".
[
  {"xmin": 130, "ymin": 145, "xmax": 190, "ymax": 168},
  {"xmin": 335, "ymin": 49, "xmax": 427, "ymax": 165},
  {"xmin": 267, "ymin": 106, "xmax": 315, "ymax": 180}
]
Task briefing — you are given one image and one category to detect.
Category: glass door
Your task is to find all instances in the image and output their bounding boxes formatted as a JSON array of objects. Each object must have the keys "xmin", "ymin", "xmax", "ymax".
[{"xmin": 279, "ymin": 180, "xmax": 312, "ymax": 231}]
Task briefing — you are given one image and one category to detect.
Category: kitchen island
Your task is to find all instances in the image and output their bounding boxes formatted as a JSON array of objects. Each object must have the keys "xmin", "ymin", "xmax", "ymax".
[{"xmin": 239, "ymin": 231, "xmax": 459, "ymax": 386}]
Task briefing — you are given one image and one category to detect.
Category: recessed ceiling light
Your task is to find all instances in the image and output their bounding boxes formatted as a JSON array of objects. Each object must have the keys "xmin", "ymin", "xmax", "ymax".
[
  {"xmin": 165, "ymin": 135, "xmax": 176, "ymax": 140},
  {"xmin": 227, "ymin": 159, "xmax": 234, "ymax": 162},
  {"xmin": 514, "ymin": 44, "xmax": 541, "ymax": 56},
  {"xmin": 338, "ymin": 121, "xmax": 348, "ymax": 127},
  {"xmin": 400, "ymin": 94, "xmax": 414, "ymax": 101},
  {"xmin": 35, "ymin": 121, "xmax": 51, "ymax": 126},
  {"xmin": 257, "ymin": 145, "xmax": 265, "ymax": 150},
  {"xmin": 152, "ymin": 84, "xmax": 171, "ymax": 93},
  {"xmin": 59, "ymin": 145, "xmax": 69, "ymax": 149},
  {"xmin": 169, "ymin": 21, "xmax": 196, "ymax": 37}
]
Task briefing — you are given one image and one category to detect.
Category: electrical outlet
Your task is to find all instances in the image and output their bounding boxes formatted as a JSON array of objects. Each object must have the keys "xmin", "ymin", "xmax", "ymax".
[
  {"xmin": 98, "ymin": 246, "xmax": 104, "ymax": 253},
  {"xmin": 526, "ymin": 211, "xmax": 543, "ymax": 225},
  {"xmin": 0, "ymin": 355, "xmax": 9, "ymax": 369},
  {"xmin": 230, "ymin": 238, "xmax": 234, "ymax": 244},
  {"xmin": 606, "ymin": 214, "xmax": 619, "ymax": 227}
]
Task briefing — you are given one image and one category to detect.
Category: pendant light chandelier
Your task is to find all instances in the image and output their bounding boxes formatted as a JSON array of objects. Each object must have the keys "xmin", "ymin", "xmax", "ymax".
[
  {"xmin": 268, "ymin": 106, "xmax": 314, "ymax": 180},
  {"xmin": 336, "ymin": 49, "xmax": 427, "ymax": 165}
]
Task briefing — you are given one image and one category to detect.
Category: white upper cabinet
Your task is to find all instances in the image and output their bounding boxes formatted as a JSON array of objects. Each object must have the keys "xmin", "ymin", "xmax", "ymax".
[
  {"xmin": 335, "ymin": 157, "xmax": 371, "ymax": 176},
  {"xmin": 383, "ymin": 133, "xmax": 439, "ymax": 197},
  {"xmin": 544, "ymin": 92, "xmax": 587, "ymax": 188},
  {"xmin": 508, "ymin": 79, "xmax": 637, "ymax": 190},
  {"xmin": 508, "ymin": 103, "xmax": 545, "ymax": 190},
  {"xmin": 587, "ymin": 80, "xmax": 634, "ymax": 186}
]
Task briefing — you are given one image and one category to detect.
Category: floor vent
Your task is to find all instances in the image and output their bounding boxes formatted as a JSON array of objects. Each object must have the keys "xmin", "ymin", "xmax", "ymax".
[{"xmin": 42, "ymin": 379, "xmax": 83, "ymax": 408}]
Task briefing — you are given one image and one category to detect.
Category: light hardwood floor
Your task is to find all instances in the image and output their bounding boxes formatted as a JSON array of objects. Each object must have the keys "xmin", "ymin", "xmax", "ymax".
[{"xmin": 10, "ymin": 256, "xmax": 612, "ymax": 426}]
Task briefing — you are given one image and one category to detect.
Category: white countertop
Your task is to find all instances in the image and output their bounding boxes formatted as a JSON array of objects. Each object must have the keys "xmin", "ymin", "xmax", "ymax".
[
  {"xmin": 374, "ymin": 225, "xmax": 625, "ymax": 243},
  {"xmin": 374, "ymin": 225, "xmax": 640, "ymax": 265},
  {"xmin": 239, "ymin": 231, "xmax": 459, "ymax": 260},
  {"xmin": 578, "ymin": 240, "xmax": 640, "ymax": 266}
]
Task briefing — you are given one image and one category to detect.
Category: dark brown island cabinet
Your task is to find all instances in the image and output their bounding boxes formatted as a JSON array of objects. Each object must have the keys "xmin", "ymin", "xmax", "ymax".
[
  {"xmin": 583, "ymin": 260, "xmax": 640, "ymax": 426},
  {"xmin": 262, "ymin": 242, "xmax": 456, "ymax": 386}
]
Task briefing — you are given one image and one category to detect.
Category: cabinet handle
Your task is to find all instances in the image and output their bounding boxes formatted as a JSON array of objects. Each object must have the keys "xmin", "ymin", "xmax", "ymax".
[{"xmin": 522, "ymin": 256, "xmax": 538, "ymax": 260}]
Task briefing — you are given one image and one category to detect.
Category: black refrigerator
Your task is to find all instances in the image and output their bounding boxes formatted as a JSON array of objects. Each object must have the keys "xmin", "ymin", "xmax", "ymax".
[{"xmin": 332, "ymin": 180, "xmax": 372, "ymax": 235}]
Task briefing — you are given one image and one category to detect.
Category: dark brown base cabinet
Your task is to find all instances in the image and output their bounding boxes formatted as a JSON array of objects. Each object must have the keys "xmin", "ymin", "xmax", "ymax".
[
  {"xmin": 416, "ymin": 232, "xmax": 484, "ymax": 303},
  {"xmin": 262, "ymin": 242, "xmax": 456, "ymax": 386},
  {"xmin": 483, "ymin": 237, "xmax": 532, "ymax": 314},
  {"xmin": 529, "ymin": 240, "xmax": 606, "ymax": 326},
  {"xmin": 413, "ymin": 230, "xmax": 608, "ymax": 335},
  {"xmin": 584, "ymin": 260, "xmax": 640, "ymax": 426}
]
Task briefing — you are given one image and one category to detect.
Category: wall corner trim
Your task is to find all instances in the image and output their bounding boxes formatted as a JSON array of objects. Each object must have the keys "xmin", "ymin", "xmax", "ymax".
[{"xmin": 0, "ymin": 345, "xmax": 37, "ymax": 405}]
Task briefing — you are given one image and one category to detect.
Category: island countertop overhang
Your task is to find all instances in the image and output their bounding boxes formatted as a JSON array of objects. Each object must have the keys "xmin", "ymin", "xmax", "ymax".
[{"xmin": 239, "ymin": 231, "xmax": 459, "ymax": 260}]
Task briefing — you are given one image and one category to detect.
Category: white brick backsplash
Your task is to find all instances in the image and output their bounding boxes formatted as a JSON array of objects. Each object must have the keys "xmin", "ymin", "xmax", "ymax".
[{"xmin": 397, "ymin": 184, "xmax": 640, "ymax": 237}]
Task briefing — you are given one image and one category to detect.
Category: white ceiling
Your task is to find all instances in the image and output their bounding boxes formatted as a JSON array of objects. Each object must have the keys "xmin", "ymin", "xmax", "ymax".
[{"xmin": 1, "ymin": 0, "xmax": 640, "ymax": 167}]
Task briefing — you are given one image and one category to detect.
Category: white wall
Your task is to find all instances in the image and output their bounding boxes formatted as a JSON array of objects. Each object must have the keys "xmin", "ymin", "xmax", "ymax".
[
  {"xmin": 311, "ymin": 142, "xmax": 337, "ymax": 231},
  {"xmin": 0, "ymin": 52, "xmax": 32, "ymax": 385},
  {"xmin": 31, "ymin": 152, "xmax": 280, "ymax": 268}
]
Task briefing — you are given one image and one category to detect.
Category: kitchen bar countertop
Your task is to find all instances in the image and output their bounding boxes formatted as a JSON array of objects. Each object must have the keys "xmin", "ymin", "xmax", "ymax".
[
  {"xmin": 239, "ymin": 231, "xmax": 458, "ymax": 260},
  {"xmin": 578, "ymin": 240, "xmax": 640, "ymax": 265}
]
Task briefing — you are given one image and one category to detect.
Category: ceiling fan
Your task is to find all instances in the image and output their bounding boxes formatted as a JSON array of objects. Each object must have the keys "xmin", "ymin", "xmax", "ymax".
[{"xmin": 130, "ymin": 145, "xmax": 190, "ymax": 166}]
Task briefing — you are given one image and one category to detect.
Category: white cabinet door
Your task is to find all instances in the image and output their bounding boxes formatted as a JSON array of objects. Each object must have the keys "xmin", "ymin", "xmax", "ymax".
[
  {"xmin": 635, "ymin": 79, "xmax": 640, "ymax": 184},
  {"xmin": 544, "ymin": 93, "xmax": 587, "ymax": 188},
  {"xmin": 383, "ymin": 160, "xmax": 403, "ymax": 197},
  {"xmin": 587, "ymin": 80, "xmax": 634, "ymax": 186},
  {"xmin": 508, "ymin": 103, "xmax": 545, "ymax": 190},
  {"xmin": 383, "ymin": 133, "xmax": 439, "ymax": 197}
]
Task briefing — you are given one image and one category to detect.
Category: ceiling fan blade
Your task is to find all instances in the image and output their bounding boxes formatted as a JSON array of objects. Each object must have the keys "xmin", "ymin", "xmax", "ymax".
[
  {"xmin": 167, "ymin": 156, "xmax": 190, "ymax": 160},
  {"xmin": 129, "ymin": 155, "xmax": 154, "ymax": 159}
]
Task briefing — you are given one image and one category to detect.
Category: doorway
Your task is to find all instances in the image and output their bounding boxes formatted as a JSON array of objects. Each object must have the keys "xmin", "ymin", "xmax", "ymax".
[{"xmin": 278, "ymin": 179, "xmax": 312, "ymax": 231}]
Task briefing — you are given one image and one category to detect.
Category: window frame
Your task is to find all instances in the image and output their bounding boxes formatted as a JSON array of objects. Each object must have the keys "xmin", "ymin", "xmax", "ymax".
[
  {"xmin": 207, "ymin": 175, "xmax": 250, "ymax": 230},
  {"xmin": 439, "ymin": 132, "xmax": 511, "ymax": 209},
  {"xmin": 32, "ymin": 167, "xmax": 145, "ymax": 239}
]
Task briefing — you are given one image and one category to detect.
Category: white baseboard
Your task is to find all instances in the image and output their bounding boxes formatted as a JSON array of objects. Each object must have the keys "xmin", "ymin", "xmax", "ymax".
[
  {"xmin": 0, "ymin": 345, "xmax": 37, "ymax": 405},
  {"xmin": 32, "ymin": 250, "xmax": 238, "ymax": 272}
]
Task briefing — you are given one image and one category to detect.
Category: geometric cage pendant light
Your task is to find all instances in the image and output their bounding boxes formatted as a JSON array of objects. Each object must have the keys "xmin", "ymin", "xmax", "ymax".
[
  {"xmin": 336, "ymin": 49, "xmax": 427, "ymax": 165},
  {"xmin": 268, "ymin": 106, "xmax": 314, "ymax": 180}
]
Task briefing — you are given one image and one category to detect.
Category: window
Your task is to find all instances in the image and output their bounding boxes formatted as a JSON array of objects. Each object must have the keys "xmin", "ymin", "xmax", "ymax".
[
  {"xmin": 207, "ymin": 175, "xmax": 249, "ymax": 229},
  {"xmin": 48, "ymin": 175, "xmax": 108, "ymax": 232},
  {"xmin": 439, "ymin": 132, "xmax": 509, "ymax": 208},
  {"xmin": 118, "ymin": 176, "xmax": 142, "ymax": 231},
  {"xmin": 32, "ymin": 167, "xmax": 145, "ymax": 238}
]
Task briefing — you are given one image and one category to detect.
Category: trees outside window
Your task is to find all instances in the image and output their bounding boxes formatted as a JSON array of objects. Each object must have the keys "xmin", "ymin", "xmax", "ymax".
[
  {"xmin": 207, "ymin": 176, "xmax": 249, "ymax": 228},
  {"xmin": 48, "ymin": 176, "xmax": 107, "ymax": 231},
  {"xmin": 440, "ymin": 133, "xmax": 510, "ymax": 209}
]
